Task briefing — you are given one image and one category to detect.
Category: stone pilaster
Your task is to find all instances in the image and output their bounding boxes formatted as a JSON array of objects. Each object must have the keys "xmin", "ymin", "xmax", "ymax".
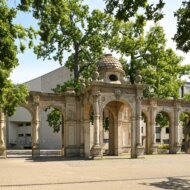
[
  {"xmin": 131, "ymin": 116, "xmax": 137, "ymax": 158},
  {"xmin": 32, "ymin": 95, "xmax": 40, "ymax": 158},
  {"xmin": 150, "ymin": 100, "xmax": 158, "ymax": 154},
  {"xmin": 61, "ymin": 115, "xmax": 65, "ymax": 157},
  {"xmin": 136, "ymin": 85, "xmax": 144, "ymax": 158},
  {"xmin": 91, "ymin": 92, "xmax": 103, "ymax": 159},
  {"xmin": 0, "ymin": 112, "xmax": 6, "ymax": 157},
  {"xmin": 173, "ymin": 102, "xmax": 181, "ymax": 153},
  {"xmin": 136, "ymin": 89, "xmax": 144, "ymax": 158}
]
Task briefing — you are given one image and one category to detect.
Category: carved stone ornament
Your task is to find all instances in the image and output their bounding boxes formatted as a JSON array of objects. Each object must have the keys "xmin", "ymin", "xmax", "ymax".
[
  {"xmin": 92, "ymin": 70, "xmax": 99, "ymax": 81},
  {"xmin": 134, "ymin": 70, "xmax": 142, "ymax": 84},
  {"xmin": 114, "ymin": 89, "xmax": 122, "ymax": 99},
  {"xmin": 101, "ymin": 96, "xmax": 106, "ymax": 102},
  {"xmin": 33, "ymin": 95, "xmax": 40, "ymax": 103}
]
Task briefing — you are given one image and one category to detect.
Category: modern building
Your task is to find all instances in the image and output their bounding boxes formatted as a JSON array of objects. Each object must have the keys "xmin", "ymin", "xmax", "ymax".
[{"xmin": 7, "ymin": 67, "xmax": 71, "ymax": 150}]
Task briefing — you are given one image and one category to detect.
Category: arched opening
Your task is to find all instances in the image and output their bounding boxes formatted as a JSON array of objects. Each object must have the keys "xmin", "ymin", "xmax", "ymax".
[
  {"xmin": 102, "ymin": 101, "xmax": 132, "ymax": 157},
  {"xmin": 40, "ymin": 106, "xmax": 64, "ymax": 157},
  {"xmin": 180, "ymin": 112, "xmax": 190, "ymax": 153},
  {"xmin": 102, "ymin": 107, "xmax": 114, "ymax": 155},
  {"xmin": 7, "ymin": 106, "xmax": 32, "ymax": 157},
  {"xmin": 155, "ymin": 111, "xmax": 170, "ymax": 154}
]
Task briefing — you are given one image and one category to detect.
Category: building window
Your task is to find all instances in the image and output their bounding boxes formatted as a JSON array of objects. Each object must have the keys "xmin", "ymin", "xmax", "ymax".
[
  {"xmin": 18, "ymin": 134, "xmax": 24, "ymax": 137},
  {"xmin": 156, "ymin": 127, "xmax": 161, "ymax": 133},
  {"xmin": 156, "ymin": 139, "xmax": 161, "ymax": 143},
  {"xmin": 18, "ymin": 123, "xmax": 24, "ymax": 127},
  {"xmin": 25, "ymin": 134, "xmax": 31, "ymax": 137},
  {"xmin": 166, "ymin": 127, "xmax": 169, "ymax": 134},
  {"xmin": 25, "ymin": 122, "xmax": 31, "ymax": 126},
  {"xmin": 141, "ymin": 127, "xmax": 143, "ymax": 133}
]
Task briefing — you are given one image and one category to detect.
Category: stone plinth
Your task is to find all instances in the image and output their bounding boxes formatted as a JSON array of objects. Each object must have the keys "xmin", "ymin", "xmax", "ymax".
[
  {"xmin": 91, "ymin": 145, "xmax": 103, "ymax": 159},
  {"xmin": 174, "ymin": 143, "xmax": 181, "ymax": 154},
  {"xmin": 0, "ymin": 146, "xmax": 6, "ymax": 158},
  {"xmin": 32, "ymin": 148, "xmax": 40, "ymax": 158},
  {"xmin": 151, "ymin": 144, "xmax": 158, "ymax": 154},
  {"xmin": 136, "ymin": 145, "xmax": 144, "ymax": 158}
]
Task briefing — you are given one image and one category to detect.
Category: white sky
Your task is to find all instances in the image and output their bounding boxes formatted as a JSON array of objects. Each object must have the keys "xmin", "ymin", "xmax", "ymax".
[{"xmin": 9, "ymin": 0, "xmax": 190, "ymax": 83}]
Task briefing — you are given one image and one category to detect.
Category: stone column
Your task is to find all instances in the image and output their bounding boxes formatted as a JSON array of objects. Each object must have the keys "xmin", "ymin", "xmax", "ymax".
[
  {"xmin": 91, "ymin": 92, "xmax": 103, "ymax": 159},
  {"xmin": 150, "ymin": 100, "xmax": 157, "ymax": 154},
  {"xmin": 61, "ymin": 115, "xmax": 65, "ymax": 157},
  {"xmin": 146, "ymin": 115, "xmax": 151, "ymax": 154},
  {"xmin": 80, "ymin": 107, "xmax": 84, "ymax": 157},
  {"xmin": 0, "ymin": 111, "xmax": 6, "ymax": 157},
  {"xmin": 131, "ymin": 115, "xmax": 137, "ymax": 158},
  {"xmin": 173, "ymin": 102, "xmax": 181, "ymax": 153},
  {"xmin": 32, "ymin": 96, "xmax": 40, "ymax": 158},
  {"xmin": 136, "ymin": 95, "xmax": 144, "ymax": 158}
]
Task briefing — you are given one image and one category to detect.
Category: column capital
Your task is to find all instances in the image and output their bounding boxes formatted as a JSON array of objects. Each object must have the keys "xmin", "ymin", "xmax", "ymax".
[
  {"xmin": 92, "ymin": 91, "xmax": 101, "ymax": 97},
  {"xmin": 150, "ymin": 99, "xmax": 157, "ymax": 107}
]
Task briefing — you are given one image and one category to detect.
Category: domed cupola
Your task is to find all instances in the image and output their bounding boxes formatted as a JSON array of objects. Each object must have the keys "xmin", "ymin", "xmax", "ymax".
[{"xmin": 97, "ymin": 54, "xmax": 126, "ymax": 84}]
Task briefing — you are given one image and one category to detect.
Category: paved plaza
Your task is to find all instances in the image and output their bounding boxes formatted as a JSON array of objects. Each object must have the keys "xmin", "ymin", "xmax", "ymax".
[{"xmin": 0, "ymin": 154, "xmax": 190, "ymax": 190}]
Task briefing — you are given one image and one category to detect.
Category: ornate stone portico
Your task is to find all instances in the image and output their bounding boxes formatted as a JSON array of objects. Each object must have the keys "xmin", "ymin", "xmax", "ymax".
[{"xmin": 1, "ymin": 54, "xmax": 190, "ymax": 159}]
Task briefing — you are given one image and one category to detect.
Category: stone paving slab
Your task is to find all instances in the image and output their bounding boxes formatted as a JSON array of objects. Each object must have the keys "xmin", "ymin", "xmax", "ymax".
[{"xmin": 0, "ymin": 154, "xmax": 190, "ymax": 190}]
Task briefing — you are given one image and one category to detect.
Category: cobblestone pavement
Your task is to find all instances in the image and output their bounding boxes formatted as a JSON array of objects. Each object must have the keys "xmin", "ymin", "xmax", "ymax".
[{"xmin": 0, "ymin": 154, "xmax": 190, "ymax": 190}]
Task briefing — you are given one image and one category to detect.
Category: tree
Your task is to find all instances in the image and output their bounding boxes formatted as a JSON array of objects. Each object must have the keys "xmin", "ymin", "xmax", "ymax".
[
  {"xmin": 105, "ymin": 0, "xmax": 165, "ymax": 22},
  {"xmin": 18, "ymin": 0, "xmax": 112, "ymax": 89},
  {"xmin": 18, "ymin": 0, "xmax": 113, "ymax": 132},
  {"xmin": 174, "ymin": 0, "xmax": 190, "ymax": 52},
  {"xmin": 109, "ymin": 23, "xmax": 190, "ymax": 98},
  {"xmin": 0, "ymin": 0, "xmax": 29, "ymax": 116}
]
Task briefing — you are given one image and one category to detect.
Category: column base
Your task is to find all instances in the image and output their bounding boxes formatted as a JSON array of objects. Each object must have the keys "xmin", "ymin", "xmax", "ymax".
[
  {"xmin": 61, "ymin": 146, "xmax": 65, "ymax": 157},
  {"xmin": 80, "ymin": 145, "xmax": 84, "ymax": 157},
  {"xmin": 137, "ymin": 145, "xmax": 144, "ymax": 158},
  {"xmin": 174, "ymin": 143, "xmax": 181, "ymax": 154},
  {"xmin": 0, "ymin": 146, "xmax": 6, "ymax": 158},
  {"xmin": 91, "ymin": 145, "xmax": 103, "ymax": 159},
  {"xmin": 32, "ymin": 147, "xmax": 40, "ymax": 158},
  {"xmin": 151, "ymin": 144, "xmax": 158, "ymax": 154}
]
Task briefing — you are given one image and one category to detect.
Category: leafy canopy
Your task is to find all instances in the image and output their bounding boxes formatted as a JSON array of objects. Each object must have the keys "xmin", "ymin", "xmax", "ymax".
[
  {"xmin": 174, "ymin": 0, "xmax": 190, "ymax": 52},
  {"xmin": 0, "ymin": 0, "xmax": 29, "ymax": 116},
  {"xmin": 105, "ymin": 0, "xmax": 165, "ymax": 22},
  {"xmin": 109, "ymin": 22, "xmax": 190, "ymax": 98},
  {"xmin": 18, "ymin": 0, "xmax": 112, "ymax": 87}
]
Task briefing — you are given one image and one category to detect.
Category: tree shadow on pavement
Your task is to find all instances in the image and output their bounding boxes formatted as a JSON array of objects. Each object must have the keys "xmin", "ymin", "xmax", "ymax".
[{"xmin": 142, "ymin": 177, "xmax": 190, "ymax": 190}]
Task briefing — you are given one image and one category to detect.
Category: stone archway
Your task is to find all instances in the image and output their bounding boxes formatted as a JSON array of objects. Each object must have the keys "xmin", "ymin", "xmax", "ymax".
[
  {"xmin": 179, "ymin": 111, "xmax": 190, "ymax": 153},
  {"xmin": 39, "ymin": 105, "xmax": 64, "ymax": 157},
  {"xmin": 155, "ymin": 111, "xmax": 171, "ymax": 154},
  {"xmin": 101, "ymin": 100, "xmax": 132, "ymax": 157}
]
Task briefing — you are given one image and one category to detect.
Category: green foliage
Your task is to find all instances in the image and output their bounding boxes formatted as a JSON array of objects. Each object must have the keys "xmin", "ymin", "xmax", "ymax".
[
  {"xmin": 46, "ymin": 108, "xmax": 62, "ymax": 133},
  {"xmin": 90, "ymin": 111, "xmax": 94, "ymax": 125},
  {"xmin": 52, "ymin": 79, "xmax": 81, "ymax": 93},
  {"xmin": 109, "ymin": 23, "xmax": 189, "ymax": 98},
  {"xmin": 157, "ymin": 144, "xmax": 169, "ymax": 150},
  {"xmin": 156, "ymin": 112, "xmax": 169, "ymax": 128},
  {"xmin": 18, "ymin": 0, "xmax": 112, "ymax": 86},
  {"xmin": 183, "ymin": 92, "xmax": 190, "ymax": 100},
  {"xmin": 141, "ymin": 112, "xmax": 147, "ymax": 123},
  {"xmin": 105, "ymin": 0, "xmax": 165, "ymax": 22},
  {"xmin": 103, "ymin": 117, "xmax": 109, "ymax": 131},
  {"xmin": 0, "ymin": 0, "xmax": 29, "ymax": 115},
  {"xmin": 180, "ymin": 112, "xmax": 189, "ymax": 127},
  {"xmin": 174, "ymin": 0, "xmax": 190, "ymax": 52}
]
